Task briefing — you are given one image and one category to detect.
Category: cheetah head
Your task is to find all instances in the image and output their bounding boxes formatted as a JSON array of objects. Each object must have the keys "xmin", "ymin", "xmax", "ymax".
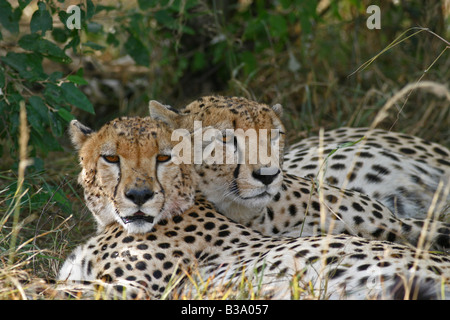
[
  {"xmin": 149, "ymin": 96, "xmax": 285, "ymax": 218},
  {"xmin": 70, "ymin": 117, "xmax": 196, "ymax": 234}
]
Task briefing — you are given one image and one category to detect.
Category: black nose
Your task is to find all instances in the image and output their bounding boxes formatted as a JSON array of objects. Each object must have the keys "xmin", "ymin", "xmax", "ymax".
[
  {"xmin": 125, "ymin": 188, "xmax": 154, "ymax": 206},
  {"xmin": 252, "ymin": 168, "xmax": 281, "ymax": 185}
]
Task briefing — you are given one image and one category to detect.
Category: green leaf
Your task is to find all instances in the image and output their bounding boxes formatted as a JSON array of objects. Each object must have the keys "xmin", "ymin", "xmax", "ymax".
[
  {"xmin": 43, "ymin": 83, "xmax": 65, "ymax": 105},
  {"xmin": 18, "ymin": 33, "xmax": 40, "ymax": 49},
  {"xmin": 180, "ymin": 25, "xmax": 195, "ymax": 35},
  {"xmin": 154, "ymin": 10, "xmax": 176, "ymax": 28},
  {"xmin": 86, "ymin": 0, "xmax": 95, "ymax": 19},
  {"xmin": 138, "ymin": 0, "xmax": 158, "ymax": 10},
  {"xmin": 192, "ymin": 52, "xmax": 206, "ymax": 72},
  {"xmin": 241, "ymin": 51, "xmax": 257, "ymax": 76},
  {"xmin": 60, "ymin": 82, "xmax": 95, "ymax": 114},
  {"xmin": 95, "ymin": 5, "xmax": 116, "ymax": 13},
  {"xmin": 67, "ymin": 68, "xmax": 88, "ymax": 86},
  {"xmin": 268, "ymin": 15, "xmax": 287, "ymax": 39},
  {"xmin": 18, "ymin": 0, "xmax": 32, "ymax": 10},
  {"xmin": 0, "ymin": 71, "xmax": 4, "ymax": 88},
  {"xmin": 124, "ymin": 34, "xmax": 150, "ymax": 66},
  {"xmin": 57, "ymin": 10, "xmax": 69, "ymax": 25},
  {"xmin": 30, "ymin": 130, "xmax": 63, "ymax": 155},
  {"xmin": 30, "ymin": 1, "xmax": 53, "ymax": 36},
  {"xmin": 64, "ymin": 36, "xmax": 80, "ymax": 53},
  {"xmin": 48, "ymin": 110, "xmax": 63, "ymax": 136},
  {"xmin": 48, "ymin": 71, "xmax": 63, "ymax": 82},
  {"xmin": 26, "ymin": 96, "xmax": 47, "ymax": 137},
  {"xmin": 1, "ymin": 52, "xmax": 46, "ymax": 81},
  {"xmin": 57, "ymin": 108, "xmax": 74, "ymax": 122},
  {"xmin": 67, "ymin": 75, "xmax": 88, "ymax": 85},
  {"xmin": 28, "ymin": 96, "xmax": 48, "ymax": 121},
  {"xmin": 106, "ymin": 33, "xmax": 119, "ymax": 46},
  {"xmin": 52, "ymin": 28, "xmax": 69, "ymax": 43},
  {"xmin": 83, "ymin": 40, "xmax": 105, "ymax": 51},
  {"xmin": 0, "ymin": 0, "xmax": 20, "ymax": 33},
  {"xmin": 19, "ymin": 34, "xmax": 72, "ymax": 63},
  {"xmin": 40, "ymin": 40, "xmax": 70, "ymax": 63}
]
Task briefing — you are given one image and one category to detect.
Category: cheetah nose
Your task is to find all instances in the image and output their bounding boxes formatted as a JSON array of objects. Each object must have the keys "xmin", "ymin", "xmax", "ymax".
[
  {"xmin": 125, "ymin": 188, "xmax": 154, "ymax": 206},
  {"xmin": 252, "ymin": 167, "xmax": 281, "ymax": 185}
]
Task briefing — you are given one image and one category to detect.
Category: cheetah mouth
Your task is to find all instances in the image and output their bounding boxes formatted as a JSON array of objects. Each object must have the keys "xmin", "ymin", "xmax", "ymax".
[
  {"xmin": 121, "ymin": 211, "xmax": 155, "ymax": 224},
  {"xmin": 240, "ymin": 191, "xmax": 272, "ymax": 200},
  {"xmin": 231, "ymin": 180, "xmax": 273, "ymax": 201}
]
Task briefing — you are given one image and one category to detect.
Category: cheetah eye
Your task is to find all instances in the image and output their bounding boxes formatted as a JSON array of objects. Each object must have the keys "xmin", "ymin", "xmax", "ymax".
[
  {"xmin": 156, "ymin": 154, "xmax": 171, "ymax": 163},
  {"xmin": 102, "ymin": 155, "xmax": 120, "ymax": 163},
  {"xmin": 221, "ymin": 131, "xmax": 234, "ymax": 144},
  {"xmin": 222, "ymin": 135, "xmax": 231, "ymax": 143}
]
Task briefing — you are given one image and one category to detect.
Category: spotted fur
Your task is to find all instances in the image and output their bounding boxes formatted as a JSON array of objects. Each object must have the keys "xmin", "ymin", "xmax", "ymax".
[
  {"xmin": 149, "ymin": 97, "xmax": 449, "ymax": 251},
  {"xmin": 59, "ymin": 117, "xmax": 450, "ymax": 299},
  {"xmin": 284, "ymin": 127, "xmax": 450, "ymax": 219},
  {"xmin": 288, "ymin": 127, "xmax": 450, "ymax": 170}
]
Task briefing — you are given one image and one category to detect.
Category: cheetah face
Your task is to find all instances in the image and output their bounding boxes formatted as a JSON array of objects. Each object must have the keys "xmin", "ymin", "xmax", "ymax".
[
  {"xmin": 149, "ymin": 96, "xmax": 285, "ymax": 212},
  {"xmin": 193, "ymin": 125, "xmax": 283, "ymax": 208},
  {"xmin": 70, "ymin": 117, "xmax": 196, "ymax": 234}
]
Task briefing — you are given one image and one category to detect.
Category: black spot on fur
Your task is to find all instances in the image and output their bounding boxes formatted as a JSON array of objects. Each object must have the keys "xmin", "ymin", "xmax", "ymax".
[
  {"xmin": 288, "ymin": 205, "xmax": 297, "ymax": 216},
  {"xmin": 330, "ymin": 163, "xmax": 346, "ymax": 170},
  {"xmin": 327, "ymin": 268, "xmax": 346, "ymax": 279},
  {"xmin": 353, "ymin": 216, "xmax": 364, "ymax": 225},
  {"xmin": 365, "ymin": 173, "xmax": 382, "ymax": 183},
  {"xmin": 372, "ymin": 210, "xmax": 383, "ymax": 219},
  {"xmin": 350, "ymin": 254, "xmax": 367, "ymax": 260},
  {"xmin": 302, "ymin": 164, "xmax": 317, "ymax": 170},
  {"xmin": 432, "ymin": 147, "xmax": 449, "ymax": 157},
  {"xmin": 372, "ymin": 164, "xmax": 390, "ymax": 175},
  {"xmin": 273, "ymin": 193, "xmax": 281, "ymax": 202},
  {"xmin": 295, "ymin": 250, "xmax": 310, "ymax": 258},
  {"xmin": 380, "ymin": 151, "xmax": 400, "ymax": 162},
  {"xmin": 122, "ymin": 236, "xmax": 134, "ymax": 243},
  {"xmin": 371, "ymin": 228, "xmax": 384, "ymax": 238},
  {"xmin": 399, "ymin": 148, "xmax": 416, "ymax": 154},
  {"xmin": 437, "ymin": 159, "xmax": 450, "ymax": 166},
  {"xmin": 311, "ymin": 201, "xmax": 321, "ymax": 211},
  {"xmin": 267, "ymin": 207, "xmax": 274, "ymax": 221},
  {"xmin": 358, "ymin": 152, "xmax": 374, "ymax": 158},
  {"xmin": 352, "ymin": 202, "xmax": 365, "ymax": 212},
  {"xmin": 326, "ymin": 194, "xmax": 338, "ymax": 203},
  {"xmin": 387, "ymin": 232, "xmax": 397, "ymax": 242}
]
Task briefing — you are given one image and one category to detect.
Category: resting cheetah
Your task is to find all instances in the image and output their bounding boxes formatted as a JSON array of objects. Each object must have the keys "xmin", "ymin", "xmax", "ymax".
[
  {"xmin": 284, "ymin": 128, "xmax": 450, "ymax": 219},
  {"xmin": 287, "ymin": 127, "xmax": 450, "ymax": 170},
  {"xmin": 149, "ymin": 97, "xmax": 449, "ymax": 251},
  {"xmin": 59, "ymin": 116, "xmax": 450, "ymax": 299}
]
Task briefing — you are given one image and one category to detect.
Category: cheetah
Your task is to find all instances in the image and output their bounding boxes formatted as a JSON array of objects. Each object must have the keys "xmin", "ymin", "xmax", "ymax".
[
  {"xmin": 59, "ymin": 116, "xmax": 450, "ymax": 300},
  {"xmin": 149, "ymin": 96, "xmax": 285, "ymax": 214},
  {"xmin": 68, "ymin": 117, "xmax": 196, "ymax": 234},
  {"xmin": 284, "ymin": 127, "xmax": 450, "ymax": 219},
  {"xmin": 287, "ymin": 127, "xmax": 450, "ymax": 170},
  {"xmin": 149, "ymin": 97, "xmax": 449, "ymax": 251}
]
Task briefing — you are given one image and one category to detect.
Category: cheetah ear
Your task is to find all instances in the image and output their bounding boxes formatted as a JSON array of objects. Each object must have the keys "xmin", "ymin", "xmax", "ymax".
[
  {"xmin": 149, "ymin": 100, "xmax": 180, "ymax": 127},
  {"xmin": 69, "ymin": 120, "xmax": 94, "ymax": 150},
  {"xmin": 271, "ymin": 103, "xmax": 283, "ymax": 117}
]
